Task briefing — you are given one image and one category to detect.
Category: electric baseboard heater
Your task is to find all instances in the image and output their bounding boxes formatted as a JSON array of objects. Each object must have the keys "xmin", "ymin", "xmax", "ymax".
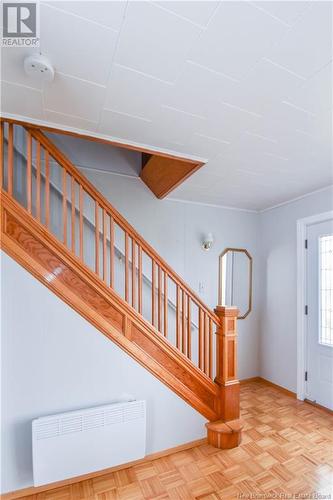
[{"xmin": 32, "ymin": 400, "xmax": 146, "ymax": 486}]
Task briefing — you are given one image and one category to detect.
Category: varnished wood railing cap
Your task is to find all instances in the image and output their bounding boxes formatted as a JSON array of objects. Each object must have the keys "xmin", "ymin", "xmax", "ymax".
[{"xmin": 214, "ymin": 306, "xmax": 239, "ymax": 317}]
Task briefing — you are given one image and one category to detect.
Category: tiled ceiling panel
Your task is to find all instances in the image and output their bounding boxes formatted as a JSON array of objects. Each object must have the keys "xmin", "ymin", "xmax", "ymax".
[
  {"xmin": 187, "ymin": 1, "xmax": 288, "ymax": 80},
  {"xmin": 114, "ymin": 2, "xmax": 202, "ymax": 82},
  {"xmin": 48, "ymin": 1, "xmax": 127, "ymax": 31},
  {"xmin": 40, "ymin": 3, "xmax": 118, "ymax": 85},
  {"xmin": 1, "ymin": 0, "xmax": 332, "ymax": 211}
]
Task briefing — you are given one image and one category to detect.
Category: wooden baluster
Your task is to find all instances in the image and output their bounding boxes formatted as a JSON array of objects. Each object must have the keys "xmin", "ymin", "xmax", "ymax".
[
  {"xmin": 71, "ymin": 177, "xmax": 75, "ymax": 253},
  {"xmin": 62, "ymin": 167, "xmax": 67, "ymax": 245},
  {"xmin": 26, "ymin": 131, "xmax": 32, "ymax": 213},
  {"xmin": 158, "ymin": 266, "xmax": 162, "ymax": 332},
  {"xmin": 95, "ymin": 201, "xmax": 99, "ymax": 275},
  {"xmin": 132, "ymin": 239, "xmax": 136, "ymax": 309},
  {"xmin": 138, "ymin": 246, "xmax": 142, "ymax": 314},
  {"xmin": 79, "ymin": 185, "xmax": 83, "ymax": 260},
  {"xmin": 187, "ymin": 296, "xmax": 191, "ymax": 360},
  {"xmin": 103, "ymin": 209, "xmax": 107, "ymax": 283},
  {"xmin": 182, "ymin": 290, "xmax": 186, "ymax": 355},
  {"xmin": 44, "ymin": 150, "xmax": 50, "ymax": 227},
  {"xmin": 204, "ymin": 313, "xmax": 209, "ymax": 376},
  {"xmin": 36, "ymin": 141, "xmax": 41, "ymax": 220},
  {"xmin": 176, "ymin": 285, "xmax": 181, "ymax": 349},
  {"xmin": 125, "ymin": 233, "xmax": 129, "ymax": 302},
  {"xmin": 199, "ymin": 309, "xmax": 203, "ymax": 370},
  {"xmin": 209, "ymin": 318, "xmax": 213, "ymax": 379},
  {"xmin": 110, "ymin": 217, "xmax": 115, "ymax": 288},
  {"xmin": 152, "ymin": 261, "xmax": 156, "ymax": 326},
  {"xmin": 7, "ymin": 123, "xmax": 13, "ymax": 196},
  {"xmin": 164, "ymin": 271, "xmax": 168, "ymax": 337},
  {"xmin": 0, "ymin": 122, "xmax": 3, "ymax": 189}
]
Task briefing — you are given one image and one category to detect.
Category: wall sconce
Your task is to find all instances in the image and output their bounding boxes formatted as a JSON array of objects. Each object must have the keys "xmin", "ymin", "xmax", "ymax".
[{"xmin": 201, "ymin": 233, "xmax": 214, "ymax": 251}]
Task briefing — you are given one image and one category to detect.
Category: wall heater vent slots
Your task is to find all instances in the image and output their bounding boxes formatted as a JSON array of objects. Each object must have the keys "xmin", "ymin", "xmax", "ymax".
[{"xmin": 32, "ymin": 400, "xmax": 146, "ymax": 486}]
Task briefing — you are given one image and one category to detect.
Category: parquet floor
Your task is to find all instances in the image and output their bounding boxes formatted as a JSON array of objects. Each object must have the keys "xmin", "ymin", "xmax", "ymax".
[{"xmin": 17, "ymin": 382, "xmax": 333, "ymax": 500}]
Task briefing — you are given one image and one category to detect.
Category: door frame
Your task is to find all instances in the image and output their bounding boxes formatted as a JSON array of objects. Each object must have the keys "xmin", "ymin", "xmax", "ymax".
[{"xmin": 296, "ymin": 210, "xmax": 333, "ymax": 401}]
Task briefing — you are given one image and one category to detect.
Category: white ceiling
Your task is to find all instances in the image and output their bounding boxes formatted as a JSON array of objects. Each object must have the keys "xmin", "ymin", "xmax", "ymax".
[{"xmin": 1, "ymin": 1, "xmax": 332, "ymax": 211}]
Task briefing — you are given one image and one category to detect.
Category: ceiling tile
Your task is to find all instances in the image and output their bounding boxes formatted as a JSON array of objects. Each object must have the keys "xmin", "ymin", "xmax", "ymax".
[
  {"xmin": 188, "ymin": 1, "xmax": 288, "ymax": 80},
  {"xmin": 98, "ymin": 108, "xmax": 154, "ymax": 146},
  {"xmin": 161, "ymin": 61, "xmax": 237, "ymax": 118},
  {"xmin": 194, "ymin": 101, "xmax": 262, "ymax": 146},
  {"xmin": 146, "ymin": 105, "xmax": 207, "ymax": 151},
  {"xmin": 115, "ymin": 1, "xmax": 202, "ymax": 83},
  {"xmin": 155, "ymin": 1, "xmax": 219, "ymax": 27},
  {"xmin": 44, "ymin": 109, "xmax": 98, "ymax": 132},
  {"xmin": 40, "ymin": 3, "xmax": 118, "ymax": 85},
  {"xmin": 46, "ymin": 1, "xmax": 126, "ymax": 31},
  {"xmin": 184, "ymin": 132, "xmax": 231, "ymax": 159},
  {"xmin": 250, "ymin": 1, "xmax": 311, "ymax": 27},
  {"xmin": 1, "ymin": 48, "xmax": 42, "ymax": 90},
  {"xmin": 1, "ymin": 81, "xmax": 44, "ymax": 120},
  {"xmin": 43, "ymin": 73, "xmax": 106, "ymax": 122},
  {"xmin": 285, "ymin": 62, "xmax": 332, "ymax": 114},
  {"xmin": 222, "ymin": 58, "xmax": 306, "ymax": 116},
  {"xmin": 104, "ymin": 64, "xmax": 171, "ymax": 120},
  {"xmin": 268, "ymin": 2, "xmax": 332, "ymax": 79}
]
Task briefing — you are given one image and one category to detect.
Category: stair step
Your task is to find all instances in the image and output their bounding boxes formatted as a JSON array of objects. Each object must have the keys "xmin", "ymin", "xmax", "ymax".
[{"xmin": 206, "ymin": 419, "xmax": 243, "ymax": 449}]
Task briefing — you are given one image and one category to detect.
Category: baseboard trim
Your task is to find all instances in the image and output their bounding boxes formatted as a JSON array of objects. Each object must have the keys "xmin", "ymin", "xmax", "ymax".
[
  {"xmin": 239, "ymin": 376, "xmax": 261, "ymax": 384},
  {"xmin": 1, "ymin": 438, "xmax": 207, "ymax": 499},
  {"xmin": 240, "ymin": 376, "xmax": 297, "ymax": 399},
  {"xmin": 304, "ymin": 398, "xmax": 333, "ymax": 415}
]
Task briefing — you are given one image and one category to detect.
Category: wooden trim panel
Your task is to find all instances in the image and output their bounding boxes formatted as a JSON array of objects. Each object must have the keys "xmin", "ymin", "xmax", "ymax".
[
  {"xmin": 140, "ymin": 154, "xmax": 203, "ymax": 199},
  {"xmin": 1, "ymin": 192, "xmax": 219, "ymax": 421}
]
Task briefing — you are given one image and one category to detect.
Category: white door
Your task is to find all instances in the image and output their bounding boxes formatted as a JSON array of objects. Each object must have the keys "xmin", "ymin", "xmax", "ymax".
[{"xmin": 306, "ymin": 219, "xmax": 333, "ymax": 410}]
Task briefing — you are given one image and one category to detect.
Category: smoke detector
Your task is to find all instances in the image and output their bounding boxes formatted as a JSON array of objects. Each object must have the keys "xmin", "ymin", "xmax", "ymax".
[{"xmin": 24, "ymin": 54, "xmax": 54, "ymax": 82}]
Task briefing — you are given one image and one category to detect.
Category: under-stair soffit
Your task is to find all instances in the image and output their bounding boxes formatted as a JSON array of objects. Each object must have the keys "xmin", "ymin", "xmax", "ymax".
[
  {"xmin": 1, "ymin": 1, "xmax": 332, "ymax": 209},
  {"xmin": 2, "ymin": 118, "xmax": 204, "ymax": 200}
]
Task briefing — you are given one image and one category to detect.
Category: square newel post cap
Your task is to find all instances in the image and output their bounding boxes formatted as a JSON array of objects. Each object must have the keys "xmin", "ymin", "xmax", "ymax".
[{"xmin": 214, "ymin": 306, "xmax": 239, "ymax": 318}]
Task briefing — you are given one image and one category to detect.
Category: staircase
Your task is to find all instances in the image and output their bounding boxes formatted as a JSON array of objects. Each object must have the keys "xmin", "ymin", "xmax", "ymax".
[{"xmin": 0, "ymin": 119, "xmax": 242, "ymax": 449}]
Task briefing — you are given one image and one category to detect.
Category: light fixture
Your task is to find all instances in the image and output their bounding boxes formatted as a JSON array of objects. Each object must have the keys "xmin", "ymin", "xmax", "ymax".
[
  {"xmin": 201, "ymin": 233, "xmax": 214, "ymax": 251},
  {"xmin": 24, "ymin": 53, "xmax": 55, "ymax": 82}
]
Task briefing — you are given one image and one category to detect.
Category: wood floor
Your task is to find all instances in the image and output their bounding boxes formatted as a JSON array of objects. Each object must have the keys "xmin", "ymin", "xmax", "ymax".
[{"xmin": 15, "ymin": 382, "xmax": 333, "ymax": 499}]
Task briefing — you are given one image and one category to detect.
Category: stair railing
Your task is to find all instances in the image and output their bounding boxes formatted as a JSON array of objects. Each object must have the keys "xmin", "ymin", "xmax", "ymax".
[{"xmin": 1, "ymin": 120, "xmax": 221, "ymax": 381}]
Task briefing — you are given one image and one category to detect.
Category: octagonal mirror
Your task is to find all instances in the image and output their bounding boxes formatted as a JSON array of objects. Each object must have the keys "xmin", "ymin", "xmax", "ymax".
[{"xmin": 218, "ymin": 248, "xmax": 252, "ymax": 319}]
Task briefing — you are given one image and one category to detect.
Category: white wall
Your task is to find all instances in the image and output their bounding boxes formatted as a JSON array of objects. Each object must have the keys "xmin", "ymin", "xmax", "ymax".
[
  {"xmin": 259, "ymin": 186, "xmax": 333, "ymax": 392},
  {"xmin": 1, "ymin": 252, "xmax": 207, "ymax": 493},
  {"xmin": 1, "ymin": 151, "xmax": 260, "ymax": 493}
]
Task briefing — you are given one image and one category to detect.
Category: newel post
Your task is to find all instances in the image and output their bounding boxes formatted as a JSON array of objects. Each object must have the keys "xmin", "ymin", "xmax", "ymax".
[
  {"xmin": 205, "ymin": 306, "xmax": 242, "ymax": 449},
  {"xmin": 214, "ymin": 305, "xmax": 240, "ymax": 420}
]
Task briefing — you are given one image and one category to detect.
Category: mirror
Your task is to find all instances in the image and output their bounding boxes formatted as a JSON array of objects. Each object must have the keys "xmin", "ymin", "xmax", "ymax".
[{"xmin": 219, "ymin": 248, "xmax": 252, "ymax": 319}]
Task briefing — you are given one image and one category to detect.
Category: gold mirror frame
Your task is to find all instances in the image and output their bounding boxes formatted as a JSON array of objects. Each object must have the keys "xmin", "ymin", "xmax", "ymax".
[{"xmin": 218, "ymin": 248, "xmax": 253, "ymax": 320}]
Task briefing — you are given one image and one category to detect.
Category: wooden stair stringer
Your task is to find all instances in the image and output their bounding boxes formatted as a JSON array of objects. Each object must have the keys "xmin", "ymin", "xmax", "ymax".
[{"xmin": 1, "ymin": 192, "xmax": 219, "ymax": 422}]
